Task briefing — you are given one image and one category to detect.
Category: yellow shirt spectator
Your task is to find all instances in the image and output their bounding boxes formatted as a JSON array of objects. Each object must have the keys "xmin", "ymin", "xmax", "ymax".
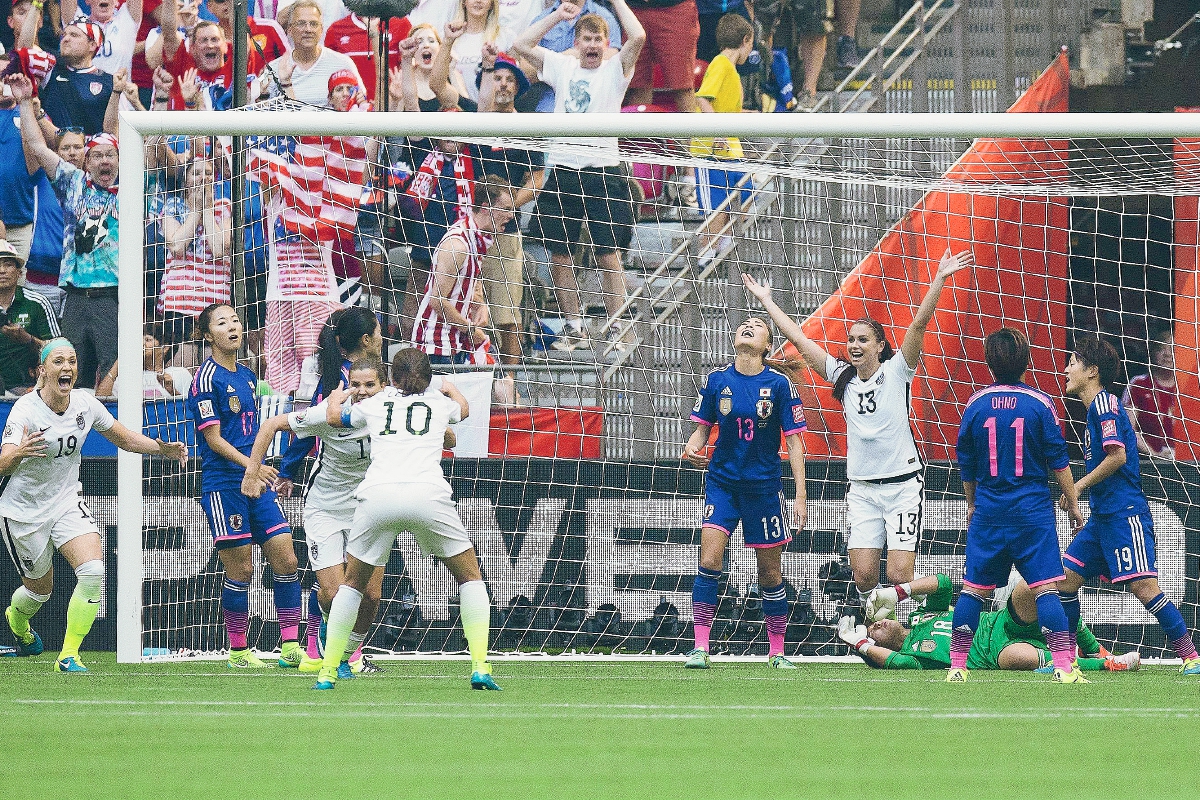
[{"xmin": 691, "ymin": 53, "xmax": 745, "ymax": 160}]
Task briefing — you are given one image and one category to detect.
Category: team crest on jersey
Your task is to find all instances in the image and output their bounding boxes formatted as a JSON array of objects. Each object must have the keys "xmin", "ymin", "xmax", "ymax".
[
  {"xmin": 919, "ymin": 640, "xmax": 936, "ymax": 653},
  {"xmin": 875, "ymin": 373, "xmax": 885, "ymax": 385},
  {"xmin": 310, "ymin": 542, "xmax": 319, "ymax": 560},
  {"xmin": 756, "ymin": 399, "xmax": 773, "ymax": 420},
  {"xmin": 229, "ymin": 396, "xmax": 242, "ymax": 414},
  {"xmin": 759, "ymin": 387, "xmax": 771, "ymax": 398},
  {"xmin": 90, "ymin": 82, "xmax": 104, "ymax": 96},
  {"xmin": 719, "ymin": 397, "xmax": 732, "ymax": 416},
  {"xmin": 75, "ymin": 413, "xmax": 85, "ymax": 431},
  {"xmin": 228, "ymin": 514, "xmax": 244, "ymax": 531},
  {"xmin": 704, "ymin": 504, "xmax": 714, "ymax": 519}
]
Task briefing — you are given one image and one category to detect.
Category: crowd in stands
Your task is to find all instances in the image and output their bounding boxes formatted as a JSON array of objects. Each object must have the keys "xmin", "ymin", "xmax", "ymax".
[{"xmin": 0, "ymin": 0, "xmax": 1182, "ymax": 457}]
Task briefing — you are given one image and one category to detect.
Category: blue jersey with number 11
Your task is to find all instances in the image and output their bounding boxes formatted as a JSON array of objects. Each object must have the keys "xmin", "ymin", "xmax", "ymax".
[
  {"xmin": 691, "ymin": 364, "xmax": 806, "ymax": 490},
  {"xmin": 957, "ymin": 383, "xmax": 1070, "ymax": 526},
  {"xmin": 187, "ymin": 358, "xmax": 261, "ymax": 492}
]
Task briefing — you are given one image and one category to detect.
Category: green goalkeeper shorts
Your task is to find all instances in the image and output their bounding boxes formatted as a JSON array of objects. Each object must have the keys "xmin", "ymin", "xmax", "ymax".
[{"xmin": 966, "ymin": 609, "xmax": 1047, "ymax": 670}]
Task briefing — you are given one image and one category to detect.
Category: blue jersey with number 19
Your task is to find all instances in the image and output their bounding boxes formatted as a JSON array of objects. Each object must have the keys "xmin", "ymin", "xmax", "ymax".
[
  {"xmin": 957, "ymin": 383, "xmax": 1069, "ymax": 525},
  {"xmin": 187, "ymin": 358, "xmax": 262, "ymax": 492},
  {"xmin": 691, "ymin": 364, "xmax": 806, "ymax": 491}
]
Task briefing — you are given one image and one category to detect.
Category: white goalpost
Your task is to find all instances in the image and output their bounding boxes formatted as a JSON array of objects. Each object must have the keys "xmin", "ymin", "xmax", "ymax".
[{"xmin": 115, "ymin": 108, "xmax": 1200, "ymax": 664}]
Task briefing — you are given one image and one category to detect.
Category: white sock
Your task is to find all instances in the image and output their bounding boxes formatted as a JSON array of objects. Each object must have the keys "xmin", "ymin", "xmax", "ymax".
[
  {"xmin": 322, "ymin": 585, "xmax": 363, "ymax": 670},
  {"xmin": 11, "ymin": 585, "xmax": 50, "ymax": 617},
  {"xmin": 459, "ymin": 581, "xmax": 491, "ymax": 670},
  {"xmin": 344, "ymin": 631, "xmax": 366, "ymax": 660}
]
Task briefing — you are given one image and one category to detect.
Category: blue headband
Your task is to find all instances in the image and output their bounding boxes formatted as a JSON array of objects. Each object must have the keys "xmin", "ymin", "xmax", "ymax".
[{"xmin": 39, "ymin": 338, "xmax": 75, "ymax": 364}]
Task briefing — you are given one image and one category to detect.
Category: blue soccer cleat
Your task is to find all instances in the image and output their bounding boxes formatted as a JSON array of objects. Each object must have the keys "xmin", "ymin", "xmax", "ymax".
[
  {"xmin": 312, "ymin": 665, "xmax": 337, "ymax": 690},
  {"xmin": 54, "ymin": 656, "xmax": 88, "ymax": 673},
  {"xmin": 1034, "ymin": 665, "xmax": 1054, "ymax": 674},
  {"xmin": 1181, "ymin": 657, "xmax": 1200, "ymax": 676},
  {"xmin": 6, "ymin": 607, "xmax": 44, "ymax": 656},
  {"xmin": 470, "ymin": 671, "xmax": 502, "ymax": 691},
  {"xmin": 336, "ymin": 660, "xmax": 355, "ymax": 680},
  {"xmin": 317, "ymin": 618, "xmax": 327, "ymax": 658},
  {"xmin": 683, "ymin": 648, "xmax": 711, "ymax": 669}
]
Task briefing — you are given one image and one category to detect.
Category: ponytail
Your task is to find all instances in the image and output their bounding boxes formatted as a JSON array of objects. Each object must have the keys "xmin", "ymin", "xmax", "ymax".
[
  {"xmin": 316, "ymin": 306, "xmax": 380, "ymax": 398},
  {"xmin": 832, "ymin": 318, "xmax": 894, "ymax": 405}
]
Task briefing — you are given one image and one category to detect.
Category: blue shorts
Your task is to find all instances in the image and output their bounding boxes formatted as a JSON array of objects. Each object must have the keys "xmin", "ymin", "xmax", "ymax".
[
  {"xmin": 1063, "ymin": 508, "xmax": 1157, "ymax": 584},
  {"xmin": 964, "ymin": 516, "xmax": 1064, "ymax": 591},
  {"xmin": 201, "ymin": 489, "xmax": 292, "ymax": 551},
  {"xmin": 696, "ymin": 163, "xmax": 752, "ymax": 215},
  {"xmin": 703, "ymin": 480, "xmax": 791, "ymax": 548}
]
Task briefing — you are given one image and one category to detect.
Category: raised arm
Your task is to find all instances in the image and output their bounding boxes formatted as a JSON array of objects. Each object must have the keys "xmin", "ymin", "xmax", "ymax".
[
  {"xmin": 149, "ymin": 0, "xmax": 182, "ymax": 69},
  {"xmin": 15, "ymin": 0, "xmax": 42, "ymax": 50},
  {"xmin": 430, "ymin": 21, "xmax": 463, "ymax": 107},
  {"xmin": 8, "ymin": 76, "xmax": 61, "ymax": 178},
  {"xmin": 609, "ymin": 0, "xmax": 646, "ymax": 77},
  {"xmin": 742, "ymin": 273, "xmax": 831, "ymax": 380},
  {"xmin": 440, "ymin": 379, "xmax": 470, "ymax": 421},
  {"xmin": 899, "ymin": 248, "xmax": 973, "ymax": 369},
  {"xmin": 477, "ymin": 42, "xmax": 498, "ymax": 112},
  {"xmin": 512, "ymin": 1, "xmax": 574, "ymax": 74}
]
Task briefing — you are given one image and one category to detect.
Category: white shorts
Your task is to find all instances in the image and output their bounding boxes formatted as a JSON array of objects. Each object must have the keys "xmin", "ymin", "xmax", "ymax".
[
  {"xmin": 347, "ymin": 483, "xmax": 473, "ymax": 567},
  {"xmin": 1, "ymin": 498, "xmax": 98, "ymax": 580},
  {"xmin": 303, "ymin": 507, "xmax": 353, "ymax": 572},
  {"xmin": 846, "ymin": 474, "xmax": 924, "ymax": 553}
]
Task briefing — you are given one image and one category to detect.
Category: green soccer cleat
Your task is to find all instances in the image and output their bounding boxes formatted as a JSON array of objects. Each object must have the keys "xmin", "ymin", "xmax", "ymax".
[
  {"xmin": 312, "ymin": 666, "xmax": 337, "ymax": 690},
  {"xmin": 227, "ymin": 649, "xmax": 267, "ymax": 669},
  {"xmin": 471, "ymin": 671, "xmax": 502, "ymax": 691},
  {"xmin": 351, "ymin": 655, "xmax": 383, "ymax": 674},
  {"xmin": 5, "ymin": 607, "xmax": 43, "ymax": 656},
  {"xmin": 297, "ymin": 655, "xmax": 323, "ymax": 673},
  {"xmin": 277, "ymin": 641, "xmax": 304, "ymax": 669},
  {"xmin": 1052, "ymin": 667, "xmax": 1090, "ymax": 684},
  {"xmin": 1181, "ymin": 657, "xmax": 1200, "ymax": 676},
  {"xmin": 945, "ymin": 667, "xmax": 969, "ymax": 683},
  {"xmin": 768, "ymin": 654, "xmax": 799, "ymax": 670},
  {"xmin": 54, "ymin": 656, "xmax": 87, "ymax": 673},
  {"xmin": 683, "ymin": 648, "xmax": 711, "ymax": 669}
]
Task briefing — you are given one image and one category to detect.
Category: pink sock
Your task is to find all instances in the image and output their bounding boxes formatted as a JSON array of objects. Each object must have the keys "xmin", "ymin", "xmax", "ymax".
[
  {"xmin": 766, "ymin": 615, "xmax": 787, "ymax": 657},
  {"xmin": 306, "ymin": 624, "xmax": 320, "ymax": 659},
  {"xmin": 949, "ymin": 627, "xmax": 972, "ymax": 670},
  {"xmin": 350, "ymin": 645, "xmax": 363, "ymax": 663},
  {"xmin": 694, "ymin": 624, "xmax": 711, "ymax": 652},
  {"xmin": 1046, "ymin": 630, "xmax": 1075, "ymax": 671},
  {"xmin": 226, "ymin": 612, "xmax": 249, "ymax": 651}
]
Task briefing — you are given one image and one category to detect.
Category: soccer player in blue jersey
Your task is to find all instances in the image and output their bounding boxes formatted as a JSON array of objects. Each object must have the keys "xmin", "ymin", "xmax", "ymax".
[
  {"xmin": 186, "ymin": 303, "xmax": 304, "ymax": 668},
  {"xmin": 681, "ymin": 317, "xmax": 808, "ymax": 669},
  {"xmin": 1059, "ymin": 336, "xmax": 1200, "ymax": 674},
  {"xmin": 951, "ymin": 327, "xmax": 1087, "ymax": 683}
]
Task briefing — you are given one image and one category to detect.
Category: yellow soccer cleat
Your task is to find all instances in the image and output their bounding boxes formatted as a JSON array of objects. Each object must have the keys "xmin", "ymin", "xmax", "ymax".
[
  {"xmin": 278, "ymin": 641, "xmax": 305, "ymax": 668},
  {"xmin": 1181, "ymin": 657, "xmax": 1200, "ymax": 676},
  {"xmin": 228, "ymin": 649, "xmax": 267, "ymax": 668},
  {"xmin": 297, "ymin": 655, "xmax": 323, "ymax": 673},
  {"xmin": 1052, "ymin": 667, "xmax": 1090, "ymax": 684},
  {"xmin": 945, "ymin": 667, "xmax": 969, "ymax": 683}
]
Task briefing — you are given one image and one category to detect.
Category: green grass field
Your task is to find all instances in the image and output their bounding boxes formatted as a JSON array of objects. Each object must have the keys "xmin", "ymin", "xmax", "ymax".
[{"xmin": 2, "ymin": 653, "xmax": 1198, "ymax": 799}]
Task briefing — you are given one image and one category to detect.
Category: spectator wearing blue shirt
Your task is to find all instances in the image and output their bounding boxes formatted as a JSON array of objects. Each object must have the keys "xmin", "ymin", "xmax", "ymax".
[
  {"xmin": 0, "ymin": 64, "xmax": 41, "ymax": 265},
  {"xmin": 10, "ymin": 71, "xmax": 119, "ymax": 388},
  {"xmin": 528, "ymin": 0, "xmax": 621, "ymax": 113},
  {"xmin": 1059, "ymin": 336, "xmax": 1200, "ymax": 675},
  {"xmin": 950, "ymin": 327, "xmax": 1086, "ymax": 683}
]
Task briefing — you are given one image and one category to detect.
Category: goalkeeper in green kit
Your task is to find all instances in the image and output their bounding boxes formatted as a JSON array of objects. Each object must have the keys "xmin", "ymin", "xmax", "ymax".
[{"xmin": 836, "ymin": 574, "xmax": 1140, "ymax": 672}]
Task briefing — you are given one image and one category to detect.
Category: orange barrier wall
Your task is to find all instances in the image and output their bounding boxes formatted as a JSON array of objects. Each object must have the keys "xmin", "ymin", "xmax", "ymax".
[
  {"xmin": 777, "ymin": 53, "xmax": 1072, "ymax": 461},
  {"xmin": 1174, "ymin": 121, "xmax": 1200, "ymax": 461}
]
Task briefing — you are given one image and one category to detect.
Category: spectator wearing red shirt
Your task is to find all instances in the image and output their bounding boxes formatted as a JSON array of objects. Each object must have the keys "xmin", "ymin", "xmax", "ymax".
[
  {"xmin": 1124, "ymin": 330, "xmax": 1180, "ymax": 460},
  {"xmin": 152, "ymin": 19, "xmax": 237, "ymax": 109},
  {"xmin": 323, "ymin": 12, "xmax": 411, "ymax": 103},
  {"xmin": 624, "ymin": 0, "xmax": 699, "ymax": 113}
]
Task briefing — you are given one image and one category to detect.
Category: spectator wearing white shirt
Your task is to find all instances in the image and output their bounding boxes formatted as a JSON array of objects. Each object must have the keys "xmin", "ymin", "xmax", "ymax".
[
  {"xmin": 264, "ymin": 0, "xmax": 364, "ymax": 105},
  {"xmin": 447, "ymin": 0, "xmax": 500, "ymax": 105},
  {"xmin": 511, "ymin": 0, "xmax": 645, "ymax": 352},
  {"xmin": 61, "ymin": 0, "xmax": 143, "ymax": 75}
]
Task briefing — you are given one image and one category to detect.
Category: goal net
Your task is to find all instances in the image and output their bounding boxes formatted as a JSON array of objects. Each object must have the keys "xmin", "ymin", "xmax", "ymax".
[{"xmin": 114, "ymin": 94, "xmax": 1200, "ymax": 664}]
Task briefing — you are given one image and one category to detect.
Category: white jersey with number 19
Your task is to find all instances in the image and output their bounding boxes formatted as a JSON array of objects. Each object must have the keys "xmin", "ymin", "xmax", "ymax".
[
  {"xmin": 344, "ymin": 385, "xmax": 461, "ymax": 495},
  {"xmin": 0, "ymin": 391, "xmax": 116, "ymax": 522}
]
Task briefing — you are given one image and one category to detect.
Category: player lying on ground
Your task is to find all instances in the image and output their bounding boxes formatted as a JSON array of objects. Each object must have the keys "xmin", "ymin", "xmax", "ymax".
[
  {"xmin": 839, "ymin": 573, "xmax": 1139, "ymax": 671},
  {"xmin": 743, "ymin": 248, "xmax": 972, "ymax": 607},
  {"xmin": 0, "ymin": 338, "xmax": 187, "ymax": 672},
  {"xmin": 1059, "ymin": 337, "xmax": 1200, "ymax": 675},
  {"xmin": 951, "ymin": 327, "xmax": 1087, "ymax": 684},
  {"xmin": 682, "ymin": 317, "xmax": 807, "ymax": 669},
  {"xmin": 186, "ymin": 303, "xmax": 304, "ymax": 668},
  {"xmin": 317, "ymin": 349, "xmax": 500, "ymax": 690}
]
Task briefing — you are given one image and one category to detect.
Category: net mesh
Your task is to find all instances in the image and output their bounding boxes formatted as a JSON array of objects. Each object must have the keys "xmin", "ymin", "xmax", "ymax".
[{"xmin": 129, "ymin": 100, "xmax": 1200, "ymax": 661}]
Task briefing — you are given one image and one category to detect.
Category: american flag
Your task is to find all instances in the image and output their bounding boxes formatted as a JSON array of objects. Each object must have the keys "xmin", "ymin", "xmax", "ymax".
[{"xmin": 248, "ymin": 132, "xmax": 368, "ymax": 243}]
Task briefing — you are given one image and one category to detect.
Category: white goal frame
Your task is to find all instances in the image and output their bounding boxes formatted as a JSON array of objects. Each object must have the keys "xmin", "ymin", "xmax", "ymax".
[{"xmin": 115, "ymin": 110, "xmax": 1200, "ymax": 663}]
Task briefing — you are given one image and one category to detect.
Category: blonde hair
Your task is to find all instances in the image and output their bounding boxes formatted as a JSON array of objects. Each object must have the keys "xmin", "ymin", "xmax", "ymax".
[{"xmin": 454, "ymin": 0, "xmax": 500, "ymax": 44}]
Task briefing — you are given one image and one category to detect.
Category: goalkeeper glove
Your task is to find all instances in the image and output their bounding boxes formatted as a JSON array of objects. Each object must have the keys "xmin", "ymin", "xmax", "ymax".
[
  {"xmin": 864, "ymin": 586, "xmax": 899, "ymax": 622},
  {"xmin": 837, "ymin": 616, "xmax": 874, "ymax": 653}
]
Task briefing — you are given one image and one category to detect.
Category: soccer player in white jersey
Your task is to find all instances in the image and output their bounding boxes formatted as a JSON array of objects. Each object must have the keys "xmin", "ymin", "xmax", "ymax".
[
  {"xmin": 314, "ymin": 348, "xmax": 500, "ymax": 691},
  {"xmin": 0, "ymin": 338, "xmax": 187, "ymax": 671},
  {"xmin": 743, "ymin": 248, "xmax": 973, "ymax": 606}
]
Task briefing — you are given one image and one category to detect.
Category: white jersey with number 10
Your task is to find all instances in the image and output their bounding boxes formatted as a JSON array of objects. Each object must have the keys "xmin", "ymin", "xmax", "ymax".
[{"xmin": 344, "ymin": 385, "xmax": 461, "ymax": 496}]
